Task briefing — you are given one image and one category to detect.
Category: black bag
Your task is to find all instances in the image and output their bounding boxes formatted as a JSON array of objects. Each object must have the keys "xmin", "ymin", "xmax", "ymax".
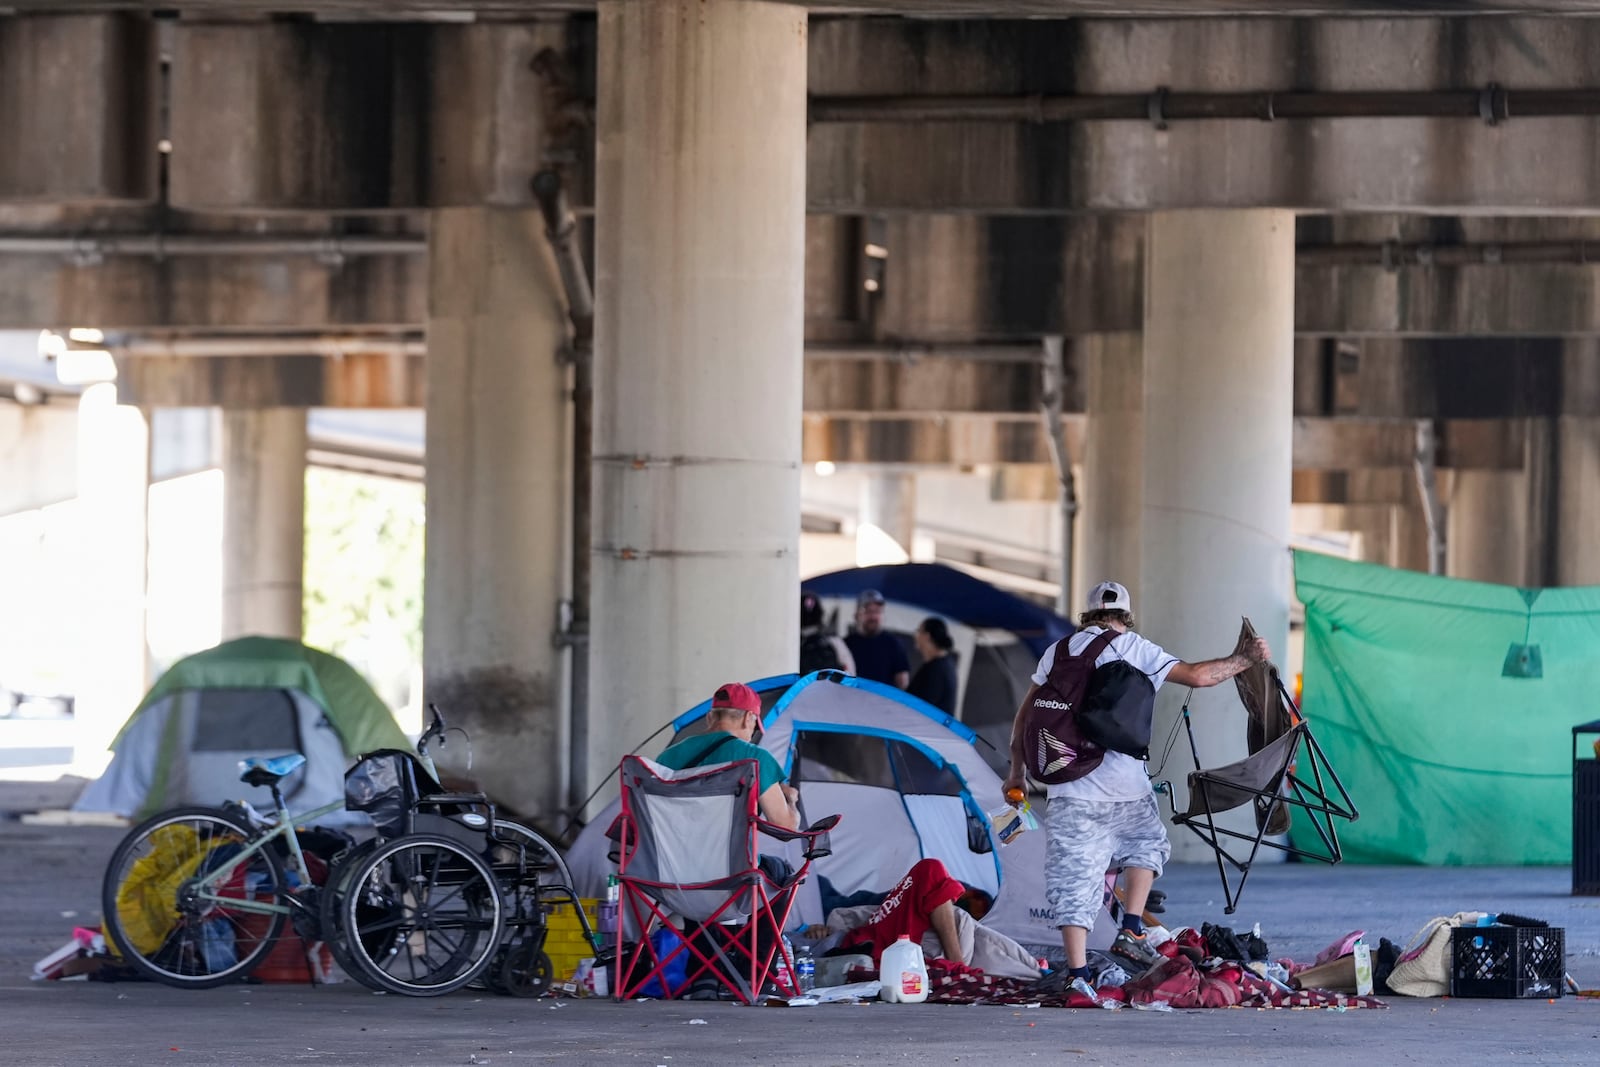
[
  {"xmin": 1020, "ymin": 630, "xmax": 1117, "ymax": 785},
  {"xmin": 799, "ymin": 631, "xmax": 844, "ymax": 674},
  {"xmin": 1076, "ymin": 659, "xmax": 1157, "ymax": 759}
]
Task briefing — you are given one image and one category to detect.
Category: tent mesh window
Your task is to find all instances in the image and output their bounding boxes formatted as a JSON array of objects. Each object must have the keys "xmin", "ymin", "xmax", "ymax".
[
  {"xmin": 793, "ymin": 731, "xmax": 963, "ymax": 796},
  {"xmin": 191, "ymin": 688, "xmax": 301, "ymax": 751}
]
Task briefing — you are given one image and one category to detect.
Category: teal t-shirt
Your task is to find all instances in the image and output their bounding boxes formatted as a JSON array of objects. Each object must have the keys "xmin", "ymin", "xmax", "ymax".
[{"xmin": 656, "ymin": 732, "xmax": 784, "ymax": 794}]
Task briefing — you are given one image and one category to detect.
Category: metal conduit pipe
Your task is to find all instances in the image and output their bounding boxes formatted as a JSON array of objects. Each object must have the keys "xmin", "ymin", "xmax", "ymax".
[
  {"xmin": 807, "ymin": 342, "xmax": 1046, "ymax": 364},
  {"xmin": 531, "ymin": 170, "xmax": 595, "ymax": 819},
  {"xmin": 1297, "ymin": 241, "xmax": 1600, "ymax": 268},
  {"xmin": 0, "ymin": 234, "xmax": 427, "ymax": 258},
  {"xmin": 807, "ymin": 85, "xmax": 1600, "ymax": 125},
  {"xmin": 116, "ymin": 336, "xmax": 424, "ymax": 357}
]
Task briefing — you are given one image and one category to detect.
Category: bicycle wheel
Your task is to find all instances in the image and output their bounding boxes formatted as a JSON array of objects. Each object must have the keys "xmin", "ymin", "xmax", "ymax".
[
  {"xmin": 319, "ymin": 839, "xmax": 383, "ymax": 988},
  {"xmin": 102, "ymin": 806, "xmax": 288, "ymax": 989},
  {"xmin": 340, "ymin": 833, "xmax": 505, "ymax": 996}
]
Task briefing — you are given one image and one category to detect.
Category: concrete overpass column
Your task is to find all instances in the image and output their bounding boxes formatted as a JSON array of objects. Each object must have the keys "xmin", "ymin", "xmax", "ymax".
[
  {"xmin": 74, "ymin": 385, "xmax": 149, "ymax": 766},
  {"xmin": 1140, "ymin": 211, "xmax": 1294, "ymax": 859},
  {"xmin": 1078, "ymin": 332, "xmax": 1144, "ymax": 611},
  {"xmin": 1555, "ymin": 418, "xmax": 1600, "ymax": 585},
  {"xmin": 858, "ymin": 472, "xmax": 917, "ymax": 564},
  {"xmin": 221, "ymin": 408, "xmax": 306, "ymax": 640},
  {"xmin": 591, "ymin": 0, "xmax": 807, "ymax": 790},
  {"xmin": 424, "ymin": 207, "xmax": 572, "ymax": 821},
  {"xmin": 1447, "ymin": 469, "xmax": 1527, "ymax": 584}
]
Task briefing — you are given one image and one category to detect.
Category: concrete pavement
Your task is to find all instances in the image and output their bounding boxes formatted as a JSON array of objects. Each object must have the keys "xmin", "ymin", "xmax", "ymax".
[{"xmin": 4, "ymin": 822, "xmax": 1600, "ymax": 1066}]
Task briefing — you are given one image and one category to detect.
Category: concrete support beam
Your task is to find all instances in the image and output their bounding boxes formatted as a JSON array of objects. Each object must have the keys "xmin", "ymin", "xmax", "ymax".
[
  {"xmin": 591, "ymin": 0, "xmax": 807, "ymax": 793},
  {"xmin": 169, "ymin": 21, "xmax": 561, "ymax": 211},
  {"xmin": 0, "ymin": 15, "xmax": 157, "ymax": 204},
  {"xmin": 115, "ymin": 353, "xmax": 424, "ymax": 409},
  {"xmin": 859, "ymin": 471, "xmax": 917, "ymax": 561},
  {"xmin": 802, "ymin": 413, "xmax": 1526, "ymax": 470},
  {"xmin": 0, "ymin": 207, "xmax": 427, "ymax": 331},
  {"xmin": 73, "ymin": 384, "xmax": 149, "ymax": 762},
  {"xmin": 0, "ymin": 402, "xmax": 78, "ymax": 514},
  {"xmin": 14, "ymin": 209, "xmax": 1600, "ymax": 339},
  {"xmin": 424, "ymin": 207, "xmax": 572, "ymax": 822},
  {"xmin": 807, "ymin": 18, "xmax": 1600, "ymax": 214},
  {"xmin": 804, "ymin": 414, "xmax": 1056, "ymax": 466},
  {"xmin": 221, "ymin": 408, "xmax": 305, "ymax": 641},
  {"xmin": 803, "ymin": 213, "xmax": 1144, "ymax": 340},
  {"xmin": 1139, "ymin": 211, "xmax": 1294, "ymax": 859},
  {"xmin": 1077, "ymin": 331, "xmax": 1143, "ymax": 609}
]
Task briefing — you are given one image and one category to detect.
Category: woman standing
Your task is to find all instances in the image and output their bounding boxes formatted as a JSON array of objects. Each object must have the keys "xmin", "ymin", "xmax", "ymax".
[{"xmin": 908, "ymin": 616, "xmax": 959, "ymax": 714}]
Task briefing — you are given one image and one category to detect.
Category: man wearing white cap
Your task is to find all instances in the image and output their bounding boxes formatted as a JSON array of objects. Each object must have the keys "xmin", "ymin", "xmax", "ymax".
[{"xmin": 1002, "ymin": 580, "xmax": 1270, "ymax": 1000}]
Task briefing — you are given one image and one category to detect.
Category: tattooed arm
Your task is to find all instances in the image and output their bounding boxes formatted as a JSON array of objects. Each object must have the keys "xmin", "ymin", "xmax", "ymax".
[{"xmin": 1165, "ymin": 636, "xmax": 1271, "ymax": 689}]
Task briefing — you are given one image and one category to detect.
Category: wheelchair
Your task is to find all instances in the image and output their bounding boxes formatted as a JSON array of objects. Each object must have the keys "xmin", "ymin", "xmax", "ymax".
[{"xmin": 321, "ymin": 707, "xmax": 599, "ymax": 997}]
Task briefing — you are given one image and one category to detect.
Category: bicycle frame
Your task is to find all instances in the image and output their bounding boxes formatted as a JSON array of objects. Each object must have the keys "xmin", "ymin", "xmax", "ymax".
[{"xmin": 193, "ymin": 795, "xmax": 345, "ymax": 918}]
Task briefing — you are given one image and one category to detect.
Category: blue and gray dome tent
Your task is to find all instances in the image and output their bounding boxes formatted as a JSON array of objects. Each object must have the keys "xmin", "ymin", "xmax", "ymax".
[
  {"xmin": 802, "ymin": 563, "xmax": 1075, "ymax": 773},
  {"xmin": 567, "ymin": 672, "xmax": 1091, "ymax": 957}
]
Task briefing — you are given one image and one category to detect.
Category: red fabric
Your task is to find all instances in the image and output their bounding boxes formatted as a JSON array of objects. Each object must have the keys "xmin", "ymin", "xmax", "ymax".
[
  {"xmin": 919, "ymin": 956, "xmax": 1385, "ymax": 1011},
  {"xmin": 842, "ymin": 859, "xmax": 966, "ymax": 963}
]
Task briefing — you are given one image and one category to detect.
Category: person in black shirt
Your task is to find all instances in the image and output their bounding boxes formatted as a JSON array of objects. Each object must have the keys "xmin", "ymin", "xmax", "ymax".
[
  {"xmin": 908, "ymin": 616, "xmax": 959, "ymax": 713},
  {"xmin": 843, "ymin": 589, "xmax": 910, "ymax": 688}
]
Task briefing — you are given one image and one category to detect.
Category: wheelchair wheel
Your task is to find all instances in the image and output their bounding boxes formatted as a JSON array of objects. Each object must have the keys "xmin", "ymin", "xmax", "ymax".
[
  {"xmin": 318, "ymin": 839, "xmax": 382, "ymax": 988},
  {"xmin": 485, "ymin": 821, "xmax": 575, "ymax": 900},
  {"xmin": 102, "ymin": 807, "xmax": 287, "ymax": 989},
  {"xmin": 339, "ymin": 833, "xmax": 505, "ymax": 996},
  {"xmin": 499, "ymin": 939, "xmax": 553, "ymax": 998}
]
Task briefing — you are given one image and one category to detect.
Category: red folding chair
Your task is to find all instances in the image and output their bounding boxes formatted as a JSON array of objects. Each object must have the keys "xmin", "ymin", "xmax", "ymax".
[{"xmin": 611, "ymin": 755, "xmax": 838, "ymax": 1004}]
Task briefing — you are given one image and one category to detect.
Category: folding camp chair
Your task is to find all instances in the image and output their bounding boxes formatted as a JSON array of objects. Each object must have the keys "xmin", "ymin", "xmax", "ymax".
[
  {"xmin": 1161, "ymin": 669, "xmax": 1357, "ymax": 915},
  {"xmin": 611, "ymin": 755, "xmax": 839, "ymax": 1004}
]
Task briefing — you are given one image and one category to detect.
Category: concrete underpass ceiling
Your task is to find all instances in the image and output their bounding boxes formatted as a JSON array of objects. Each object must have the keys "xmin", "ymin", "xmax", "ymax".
[{"xmin": 10, "ymin": 1, "xmax": 1600, "ymax": 13}]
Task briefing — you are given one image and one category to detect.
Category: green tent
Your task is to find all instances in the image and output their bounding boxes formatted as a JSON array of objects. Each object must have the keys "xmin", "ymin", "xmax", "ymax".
[
  {"xmin": 1294, "ymin": 550, "xmax": 1600, "ymax": 865},
  {"xmin": 77, "ymin": 636, "xmax": 410, "ymax": 820}
]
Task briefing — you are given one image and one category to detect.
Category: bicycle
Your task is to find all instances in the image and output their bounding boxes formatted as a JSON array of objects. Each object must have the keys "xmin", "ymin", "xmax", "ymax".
[
  {"xmin": 100, "ymin": 753, "xmax": 361, "ymax": 988},
  {"xmin": 102, "ymin": 706, "xmax": 593, "ymax": 996},
  {"xmin": 101, "ymin": 710, "xmax": 507, "ymax": 992}
]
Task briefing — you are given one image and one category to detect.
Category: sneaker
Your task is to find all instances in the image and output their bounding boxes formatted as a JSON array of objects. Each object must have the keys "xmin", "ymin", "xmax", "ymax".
[
  {"xmin": 1110, "ymin": 930, "xmax": 1161, "ymax": 971},
  {"xmin": 1067, "ymin": 976, "xmax": 1100, "ymax": 1004}
]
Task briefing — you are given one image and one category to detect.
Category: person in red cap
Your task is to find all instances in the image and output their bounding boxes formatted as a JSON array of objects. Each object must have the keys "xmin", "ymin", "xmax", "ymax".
[{"xmin": 654, "ymin": 682, "xmax": 800, "ymax": 830}]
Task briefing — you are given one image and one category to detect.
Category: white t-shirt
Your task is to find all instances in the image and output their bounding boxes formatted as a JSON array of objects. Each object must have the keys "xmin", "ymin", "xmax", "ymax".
[{"xmin": 1030, "ymin": 627, "xmax": 1178, "ymax": 803}]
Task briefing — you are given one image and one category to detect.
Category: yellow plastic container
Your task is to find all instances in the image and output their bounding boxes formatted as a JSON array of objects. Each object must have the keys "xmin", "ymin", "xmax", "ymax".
[{"xmin": 544, "ymin": 898, "xmax": 602, "ymax": 981}]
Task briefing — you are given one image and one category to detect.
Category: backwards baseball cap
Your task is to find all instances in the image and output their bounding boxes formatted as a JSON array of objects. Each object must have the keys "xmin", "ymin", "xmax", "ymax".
[
  {"xmin": 856, "ymin": 588, "xmax": 887, "ymax": 607},
  {"xmin": 1086, "ymin": 580, "xmax": 1132, "ymax": 613},
  {"xmin": 711, "ymin": 682, "xmax": 761, "ymax": 715}
]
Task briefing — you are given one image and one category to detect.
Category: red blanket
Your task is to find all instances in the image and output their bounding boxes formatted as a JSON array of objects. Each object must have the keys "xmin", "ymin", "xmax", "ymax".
[{"xmin": 902, "ymin": 949, "xmax": 1386, "ymax": 1011}]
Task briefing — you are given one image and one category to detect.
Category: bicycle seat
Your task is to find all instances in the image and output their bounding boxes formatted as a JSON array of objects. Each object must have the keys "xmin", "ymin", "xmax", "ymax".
[{"xmin": 239, "ymin": 753, "xmax": 306, "ymax": 788}]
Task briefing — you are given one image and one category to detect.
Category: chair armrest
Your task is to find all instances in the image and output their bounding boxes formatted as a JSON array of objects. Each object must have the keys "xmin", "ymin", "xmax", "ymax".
[{"xmin": 757, "ymin": 812, "xmax": 841, "ymax": 859}]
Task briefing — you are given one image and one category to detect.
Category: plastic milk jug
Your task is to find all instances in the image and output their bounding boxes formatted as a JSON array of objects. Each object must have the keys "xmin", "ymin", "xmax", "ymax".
[{"xmin": 879, "ymin": 935, "xmax": 930, "ymax": 1003}]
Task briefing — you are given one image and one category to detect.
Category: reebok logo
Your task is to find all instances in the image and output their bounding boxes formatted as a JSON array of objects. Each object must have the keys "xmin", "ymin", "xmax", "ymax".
[{"xmin": 1033, "ymin": 698, "xmax": 1073, "ymax": 711}]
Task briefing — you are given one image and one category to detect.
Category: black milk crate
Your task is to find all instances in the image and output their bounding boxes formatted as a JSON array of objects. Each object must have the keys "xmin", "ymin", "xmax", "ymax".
[{"xmin": 1449, "ymin": 925, "xmax": 1565, "ymax": 999}]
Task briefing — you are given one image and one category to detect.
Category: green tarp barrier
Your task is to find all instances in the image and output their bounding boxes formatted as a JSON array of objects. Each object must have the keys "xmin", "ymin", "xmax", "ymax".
[{"xmin": 1293, "ymin": 550, "xmax": 1600, "ymax": 865}]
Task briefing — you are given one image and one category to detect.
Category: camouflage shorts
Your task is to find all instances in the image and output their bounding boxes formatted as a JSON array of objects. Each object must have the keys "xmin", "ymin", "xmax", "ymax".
[{"xmin": 1043, "ymin": 794, "xmax": 1171, "ymax": 929}]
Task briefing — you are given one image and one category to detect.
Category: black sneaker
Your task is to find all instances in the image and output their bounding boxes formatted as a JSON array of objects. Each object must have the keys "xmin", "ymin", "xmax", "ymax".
[{"xmin": 1110, "ymin": 930, "xmax": 1161, "ymax": 970}]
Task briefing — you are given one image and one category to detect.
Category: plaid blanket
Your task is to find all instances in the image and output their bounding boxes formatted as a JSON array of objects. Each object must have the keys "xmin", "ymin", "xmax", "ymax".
[{"xmin": 888, "ymin": 957, "xmax": 1387, "ymax": 1011}]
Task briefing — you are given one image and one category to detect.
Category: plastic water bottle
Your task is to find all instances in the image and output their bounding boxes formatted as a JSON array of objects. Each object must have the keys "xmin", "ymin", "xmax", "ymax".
[
  {"xmin": 598, "ymin": 876, "xmax": 620, "ymax": 952},
  {"xmin": 775, "ymin": 935, "xmax": 794, "ymax": 994},
  {"xmin": 796, "ymin": 953, "xmax": 816, "ymax": 994}
]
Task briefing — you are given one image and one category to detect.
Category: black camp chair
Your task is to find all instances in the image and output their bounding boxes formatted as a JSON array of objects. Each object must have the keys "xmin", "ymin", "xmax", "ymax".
[{"xmin": 1160, "ymin": 667, "xmax": 1357, "ymax": 915}]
